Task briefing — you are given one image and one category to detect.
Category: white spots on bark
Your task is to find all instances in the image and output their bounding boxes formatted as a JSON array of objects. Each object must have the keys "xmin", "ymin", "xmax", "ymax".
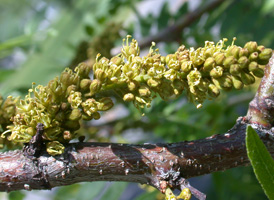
[
  {"xmin": 224, "ymin": 133, "xmax": 230, "ymax": 137},
  {"xmin": 24, "ymin": 184, "xmax": 30, "ymax": 191},
  {"xmin": 61, "ymin": 171, "xmax": 66, "ymax": 179},
  {"xmin": 159, "ymin": 155, "xmax": 165, "ymax": 162}
]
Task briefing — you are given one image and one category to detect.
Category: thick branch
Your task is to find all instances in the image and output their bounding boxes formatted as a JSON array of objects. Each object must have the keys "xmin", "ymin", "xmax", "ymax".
[
  {"xmin": 1, "ymin": 120, "xmax": 274, "ymax": 192},
  {"xmin": 247, "ymin": 52, "xmax": 274, "ymax": 127},
  {"xmin": 139, "ymin": 0, "xmax": 227, "ymax": 49}
]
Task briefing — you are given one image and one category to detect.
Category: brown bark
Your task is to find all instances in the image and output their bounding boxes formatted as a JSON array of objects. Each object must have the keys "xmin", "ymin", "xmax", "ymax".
[
  {"xmin": 1, "ymin": 119, "xmax": 274, "ymax": 193},
  {"xmin": 247, "ymin": 52, "xmax": 274, "ymax": 128}
]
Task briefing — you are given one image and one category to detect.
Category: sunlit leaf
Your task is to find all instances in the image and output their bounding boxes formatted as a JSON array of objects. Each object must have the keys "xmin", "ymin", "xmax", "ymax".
[{"xmin": 246, "ymin": 125, "xmax": 274, "ymax": 200}]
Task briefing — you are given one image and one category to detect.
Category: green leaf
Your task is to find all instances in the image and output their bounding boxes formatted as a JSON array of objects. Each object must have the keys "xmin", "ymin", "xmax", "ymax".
[
  {"xmin": 157, "ymin": 2, "xmax": 170, "ymax": 31},
  {"xmin": 135, "ymin": 190, "xmax": 159, "ymax": 200},
  {"xmin": 8, "ymin": 191, "xmax": 25, "ymax": 200},
  {"xmin": 246, "ymin": 125, "xmax": 274, "ymax": 200},
  {"xmin": 54, "ymin": 182, "xmax": 106, "ymax": 200},
  {"xmin": 100, "ymin": 182, "xmax": 128, "ymax": 199}
]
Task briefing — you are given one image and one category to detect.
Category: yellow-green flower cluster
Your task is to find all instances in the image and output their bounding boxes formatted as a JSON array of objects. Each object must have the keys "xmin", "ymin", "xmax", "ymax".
[
  {"xmin": 165, "ymin": 187, "xmax": 191, "ymax": 200},
  {"xmin": 0, "ymin": 96, "xmax": 17, "ymax": 148},
  {"xmin": 2, "ymin": 63, "xmax": 114, "ymax": 155},
  {"xmin": 0, "ymin": 96, "xmax": 17, "ymax": 129},
  {"xmin": 92, "ymin": 36, "xmax": 272, "ymax": 109},
  {"xmin": 1, "ymin": 36, "xmax": 272, "ymax": 155}
]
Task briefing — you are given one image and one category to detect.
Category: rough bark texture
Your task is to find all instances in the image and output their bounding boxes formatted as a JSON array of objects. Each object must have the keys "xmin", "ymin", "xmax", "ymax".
[
  {"xmin": 1, "ymin": 119, "xmax": 274, "ymax": 193},
  {"xmin": 247, "ymin": 53, "xmax": 274, "ymax": 128}
]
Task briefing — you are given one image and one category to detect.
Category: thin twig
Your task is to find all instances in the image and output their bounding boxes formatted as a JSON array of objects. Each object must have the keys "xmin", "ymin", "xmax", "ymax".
[{"xmin": 139, "ymin": 0, "xmax": 228, "ymax": 49}]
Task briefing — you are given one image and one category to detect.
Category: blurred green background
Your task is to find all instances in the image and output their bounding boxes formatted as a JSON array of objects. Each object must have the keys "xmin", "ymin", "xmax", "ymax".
[{"xmin": 0, "ymin": 0, "xmax": 273, "ymax": 199}]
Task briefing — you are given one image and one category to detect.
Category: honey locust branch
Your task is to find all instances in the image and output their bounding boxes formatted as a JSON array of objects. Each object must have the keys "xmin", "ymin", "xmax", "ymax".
[{"xmin": 0, "ymin": 53, "xmax": 274, "ymax": 195}]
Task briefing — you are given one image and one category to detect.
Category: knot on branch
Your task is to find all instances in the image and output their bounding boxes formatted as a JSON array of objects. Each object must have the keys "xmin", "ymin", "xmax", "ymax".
[{"xmin": 23, "ymin": 123, "xmax": 45, "ymax": 158}]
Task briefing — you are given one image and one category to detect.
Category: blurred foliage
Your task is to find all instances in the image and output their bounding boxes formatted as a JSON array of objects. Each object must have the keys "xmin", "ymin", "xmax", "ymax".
[{"xmin": 0, "ymin": 0, "xmax": 273, "ymax": 199}]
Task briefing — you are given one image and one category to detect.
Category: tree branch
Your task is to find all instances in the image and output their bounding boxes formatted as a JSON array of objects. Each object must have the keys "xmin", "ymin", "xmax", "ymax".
[
  {"xmin": 0, "ymin": 36, "xmax": 273, "ymax": 200},
  {"xmin": 247, "ymin": 52, "xmax": 274, "ymax": 128},
  {"xmin": 1, "ymin": 119, "xmax": 274, "ymax": 194},
  {"xmin": 139, "ymin": 0, "xmax": 228, "ymax": 49}
]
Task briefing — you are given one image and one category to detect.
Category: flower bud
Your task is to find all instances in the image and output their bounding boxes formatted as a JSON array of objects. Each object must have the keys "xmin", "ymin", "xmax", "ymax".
[
  {"xmin": 93, "ymin": 112, "xmax": 101, "ymax": 120},
  {"xmin": 80, "ymin": 79, "xmax": 92, "ymax": 92},
  {"xmin": 244, "ymin": 41, "xmax": 257, "ymax": 54},
  {"xmin": 229, "ymin": 64, "xmax": 241, "ymax": 76},
  {"xmin": 66, "ymin": 85, "xmax": 77, "ymax": 97},
  {"xmin": 257, "ymin": 45, "xmax": 265, "ymax": 53},
  {"xmin": 160, "ymin": 56, "xmax": 166, "ymax": 65},
  {"xmin": 239, "ymin": 48, "xmax": 249, "ymax": 57},
  {"xmin": 212, "ymin": 75, "xmax": 232, "ymax": 90},
  {"xmin": 165, "ymin": 54, "xmax": 176, "ymax": 64},
  {"xmin": 48, "ymin": 79, "xmax": 59, "ymax": 93},
  {"xmin": 227, "ymin": 46, "xmax": 240, "ymax": 58},
  {"xmin": 128, "ymin": 81, "xmax": 138, "ymax": 91},
  {"xmin": 43, "ymin": 127, "xmax": 62, "ymax": 141},
  {"xmin": 168, "ymin": 59, "xmax": 180, "ymax": 70},
  {"xmin": 210, "ymin": 66, "xmax": 223, "ymax": 78},
  {"xmin": 248, "ymin": 61, "xmax": 258, "ymax": 72},
  {"xmin": 238, "ymin": 56, "xmax": 249, "ymax": 69},
  {"xmin": 95, "ymin": 69, "xmax": 106, "ymax": 81},
  {"xmin": 223, "ymin": 56, "xmax": 236, "ymax": 69},
  {"xmin": 46, "ymin": 141, "xmax": 65, "ymax": 156},
  {"xmin": 208, "ymin": 83, "xmax": 220, "ymax": 98},
  {"xmin": 48, "ymin": 104, "xmax": 60, "ymax": 116},
  {"xmin": 181, "ymin": 61, "xmax": 192, "ymax": 73},
  {"xmin": 90, "ymin": 79, "xmax": 102, "ymax": 96},
  {"xmin": 97, "ymin": 97, "xmax": 114, "ymax": 111},
  {"xmin": 252, "ymin": 67, "xmax": 265, "ymax": 78},
  {"xmin": 204, "ymin": 48, "xmax": 213, "ymax": 58},
  {"xmin": 110, "ymin": 56, "xmax": 123, "ymax": 66},
  {"xmin": 26, "ymin": 127, "xmax": 35, "ymax": 136},
  {"xmin": 60, "ymin": 71, "xmax": 74, "ymax": 87},
  {"xmin": 67, "ymin": 109, "xmax": 82, "ymax": 121},
  {"xmin": 231, "ymin": 75, "xmax": 243, "ymax": 90},
  {"xmin": 214, "ymin": 53, "xmax": 225, "ymax": 65},
  {"xmin": 197, "ymin": 79, "xmax": 208, "ymax": 92},
  {"xmin": 63, "ymin": 130, "xmax": 72, "ymax": 140},
  {"xmin": 241, "ymin": 71, "xmax": 255, "ymax": 85},
  {"xmin": 249, "ymin": 52, "xmax": 258, "ymax": 61},
  {"xmin": 258, "ymin": 48, "xmax": 273, "ymax": 64},
  {"xmin": 82, "ymin": 113, "xmax": 93, "ymax": 120},
  {"xmin": 139, "ymin": 86, "xmax": 151, "ymax": 97},
  {"xmin": 203, "ymin": 57, "xmax": 215, "ymax": 72},
  {"xmin": 187, "ymin": 69, "xmax": 202, "ymax": 87},
  {"xmin": 123, "ymin": 93, "xmax": 135, "ymax": 102},
  {"xmin": 76, "ymin": 63, "xmax": 91, "ymax": 78},
  {"xmin": 147, "ymin": 78, "xmax": 159, "ymax": 87},
  {"xmin": 67, "ymin": 91, "xmax": 82, "ymax": 108}
]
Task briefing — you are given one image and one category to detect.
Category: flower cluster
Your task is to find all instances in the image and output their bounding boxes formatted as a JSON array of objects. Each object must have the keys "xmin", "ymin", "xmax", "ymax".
[
  {"xmin": 93, "ymin": 36, "xmax": 272, "ymax": 108},
  {"xmin": 1, "ymin": 36, "xmax": 272, "ymax": 155},
  {"xmin": 2, "ymin": 63, "xmax": 114, "ymax": 155},
  {"xmin": 165, "ymin": 187, "xmax": 191, "ymax": 200},
  {"xmin": 0, "ymin": 96, "xmax": 17, "ymax": 148}
]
